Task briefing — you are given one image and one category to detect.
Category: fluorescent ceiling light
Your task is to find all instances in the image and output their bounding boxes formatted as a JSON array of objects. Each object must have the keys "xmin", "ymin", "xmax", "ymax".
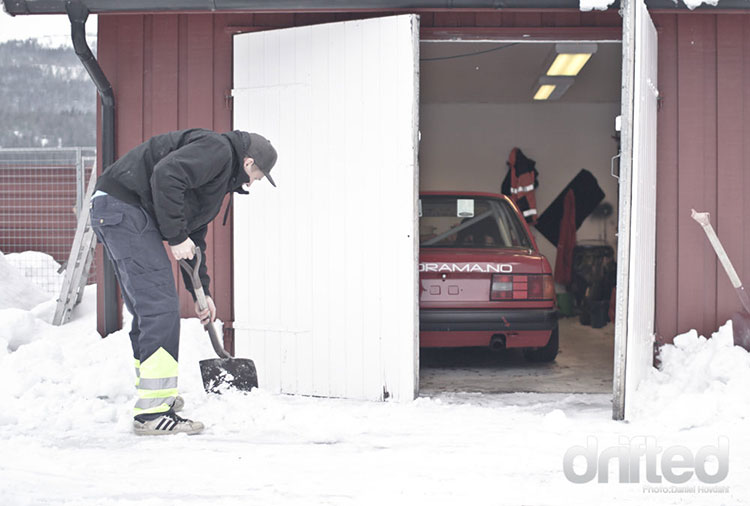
[
  {"xmin": 546, "ymin": 43, "xmax": 598, "ymax": 77},
  {"xmin": 533, "ymin": 77, "xmax": 575, "ymax": 101},
  {"xmin": 534, "ymin": 85, "xmax": 556, "ymax": 101}
]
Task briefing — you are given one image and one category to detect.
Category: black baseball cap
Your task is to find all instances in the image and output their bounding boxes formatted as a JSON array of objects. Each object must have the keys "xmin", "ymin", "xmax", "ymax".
[{"xmin": 244, "ymin": 133, "xmax": 278, "ymax": 187}]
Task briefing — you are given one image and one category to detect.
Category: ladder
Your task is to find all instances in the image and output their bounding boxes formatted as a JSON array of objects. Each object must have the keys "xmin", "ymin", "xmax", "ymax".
[{"xmin": 53, "ymin": 163, "xmax": 98, "ymax": 326}]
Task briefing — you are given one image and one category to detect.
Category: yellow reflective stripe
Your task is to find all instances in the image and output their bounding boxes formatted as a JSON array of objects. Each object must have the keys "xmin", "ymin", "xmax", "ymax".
[
  {"xmin": 510, "ymin": 183, "xmax": 535, "ymax": 194},
  {"xmin": 134, "ymin": 358, "xmax": 141, "ymax": 369},
  {"xmin": 138, "ymin": 377, "xmax": 178, "ymax": 390},
  {"xmin": 134, "ymin": 399, "xmax": 173, "ymax": 415},
  {"xmin": 137, "ymin": 387, "xmax": 178, "ymax": 399},
  {"xmin": 139, "ymin": 347, "xmax": 178, "ymax": 380}
]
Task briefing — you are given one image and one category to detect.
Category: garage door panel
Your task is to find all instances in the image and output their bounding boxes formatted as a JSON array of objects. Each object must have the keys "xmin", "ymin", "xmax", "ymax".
[
  {"xmin": 613, "ymin": 0, "xmax": 658, "ymax": 420},
  {"xmin": 233, "ymin": 15, "xmax": 419, "ymax": 401}
]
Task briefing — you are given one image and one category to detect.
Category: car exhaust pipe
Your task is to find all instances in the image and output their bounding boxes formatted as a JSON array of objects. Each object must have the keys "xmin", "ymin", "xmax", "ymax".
[{"xmin": 489, "ymin": 334, "xmax": 506, "ymax": 352}]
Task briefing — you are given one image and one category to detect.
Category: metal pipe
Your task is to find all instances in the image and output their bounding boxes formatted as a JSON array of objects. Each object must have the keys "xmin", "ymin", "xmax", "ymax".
[
  {"xmin": 489, "ymin": 334, "xmax": 505, "ymax": 352},
  {"xmin": 66, "ymin": 0, "xmax": 120, "ymax": 336}
]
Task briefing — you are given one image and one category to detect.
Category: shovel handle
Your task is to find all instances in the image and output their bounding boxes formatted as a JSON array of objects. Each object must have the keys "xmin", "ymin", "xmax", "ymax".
[
  {"xmin": 692, "ymin": 209, "xmax": 750, "ymax": 314},
  {"xmin": 178, "ymin": 248, "xmax": 233, "ymax": 359}
]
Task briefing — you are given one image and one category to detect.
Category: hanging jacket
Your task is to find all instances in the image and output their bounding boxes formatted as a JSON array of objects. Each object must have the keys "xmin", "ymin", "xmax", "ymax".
[
  {"xmin": 554, "ymin": 189, "xmax": 576, "ymax": 285},
  {"xmin": 501, "ymin": 147, "xmax": 539, "ymax": 224}
]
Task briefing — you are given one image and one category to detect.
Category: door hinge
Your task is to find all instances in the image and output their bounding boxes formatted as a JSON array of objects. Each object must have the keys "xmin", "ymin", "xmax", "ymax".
[{"xmin": 224, "ymin": 90, "xmax": 233, "ymax": 111}]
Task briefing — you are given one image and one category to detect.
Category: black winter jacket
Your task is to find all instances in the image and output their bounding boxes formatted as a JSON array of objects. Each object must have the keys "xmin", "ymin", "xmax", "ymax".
[{"xmin": 95, "ymin": 128, "xmax": 251, "ymax": 298}]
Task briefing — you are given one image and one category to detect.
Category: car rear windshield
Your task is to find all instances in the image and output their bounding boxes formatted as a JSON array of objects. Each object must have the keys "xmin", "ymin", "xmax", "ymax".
[{"xmin": 419, "ymin": 196, "xmax": 532, "ymax": 249}]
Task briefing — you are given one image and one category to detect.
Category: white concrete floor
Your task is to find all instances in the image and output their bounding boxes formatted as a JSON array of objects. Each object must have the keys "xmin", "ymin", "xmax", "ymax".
[{"xmin": 419, "ymin": 316, "xmax": 615, "ymax": 395}]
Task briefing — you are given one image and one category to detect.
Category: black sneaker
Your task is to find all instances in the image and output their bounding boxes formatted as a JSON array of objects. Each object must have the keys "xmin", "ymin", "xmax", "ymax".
[{"xmin": 133, "ymin": 410, "xmax": 204, "ymax": 436}]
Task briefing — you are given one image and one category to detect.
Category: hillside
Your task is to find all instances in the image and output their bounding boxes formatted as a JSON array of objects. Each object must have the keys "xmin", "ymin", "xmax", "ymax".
[{"xmin": 0, "ymin": 39, "xmax": 96, "ymax": 148}]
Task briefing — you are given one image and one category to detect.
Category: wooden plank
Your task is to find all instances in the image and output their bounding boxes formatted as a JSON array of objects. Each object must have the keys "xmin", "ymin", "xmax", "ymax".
[
  {"xmin": 716, "ymin": 15, "xmax": 745, "ymax": 326},
  {"xmin": 433, "ymin": 12, "xmax": 476, "ymax": 27},
  {"xmin": 473, "ymin": 11, "xmax": 504, "ymax": 27},
  {"xmin": 676, "ymin": 14, "xmax": 718, "ymax": 337},
  {"xmin": 116, "ymin": 15, "xmax": 144, "ymax": 155},
  {"xmin": 420, "ymin": 26, "xmax": 621, "ymax": 41},
  {"xmin": 143, "ymin": 16, "xmax": 153, "ymax": 139},
  {"xmin": 151, "ymin": 14, "xmax": 179, "ymax": 135},
  {"xmin": 652, "ymin": 14, "xmax": 679, "ymax": 343}
]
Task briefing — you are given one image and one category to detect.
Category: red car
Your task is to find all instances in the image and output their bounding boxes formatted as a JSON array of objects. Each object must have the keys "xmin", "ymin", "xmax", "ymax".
[{"xmin": 419, "ymin": 191, "xmax": 559, "ymax": 362}]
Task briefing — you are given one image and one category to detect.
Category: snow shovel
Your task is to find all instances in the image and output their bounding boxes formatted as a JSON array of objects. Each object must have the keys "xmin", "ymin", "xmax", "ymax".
[
  {"xmin": 178, "ymin": 249, "xmax": 258, "ymax": 393},
  {"xmin": 691, "ymin": 209, "xmax": 750, "ymax": 351}
]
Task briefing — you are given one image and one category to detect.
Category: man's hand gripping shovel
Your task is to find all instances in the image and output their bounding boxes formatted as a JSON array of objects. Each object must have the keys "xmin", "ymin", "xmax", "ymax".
[{"xmin": 179, "ymin": 248, "xmax": 258, "ymax": 393}]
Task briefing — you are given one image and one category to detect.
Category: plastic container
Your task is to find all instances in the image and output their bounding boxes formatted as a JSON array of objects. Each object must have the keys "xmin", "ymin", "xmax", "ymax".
[{"xmin": 556, "ymin": 292, "xmax": 574, "ymax": 317}]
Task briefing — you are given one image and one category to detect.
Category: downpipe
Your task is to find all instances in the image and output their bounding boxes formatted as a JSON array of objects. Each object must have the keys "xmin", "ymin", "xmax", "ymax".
[{"xmin": 66, "ymin": 0, "xmax": 120, "ymax": 336}]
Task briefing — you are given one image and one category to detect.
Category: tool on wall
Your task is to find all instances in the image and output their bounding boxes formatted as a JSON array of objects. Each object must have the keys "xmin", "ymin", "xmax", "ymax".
[{"xmin": 692, "ymin": 209, "xmax": 750, "ymax": 351}]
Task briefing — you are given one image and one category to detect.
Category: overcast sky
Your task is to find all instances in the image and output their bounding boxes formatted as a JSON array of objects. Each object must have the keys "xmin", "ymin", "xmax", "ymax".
[{"xmin": 1, "ymin": 10, "xmax": 96, "ymax": 46}]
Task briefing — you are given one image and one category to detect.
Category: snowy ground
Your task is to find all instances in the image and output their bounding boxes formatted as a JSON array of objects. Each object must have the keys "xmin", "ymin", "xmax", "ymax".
[{"xmin": 1, "ymin": 251, "xmax": 748, "ymax": 505}]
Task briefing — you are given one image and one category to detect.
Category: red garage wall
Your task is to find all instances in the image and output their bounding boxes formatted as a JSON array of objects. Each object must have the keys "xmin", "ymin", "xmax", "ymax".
[
  {"xmin": 96, "ymin": 9, "xmax": 750, "ymax": 342},
  {"xmin": 651, "ymin": 12, "xmax": 750, "ymax": 343}
]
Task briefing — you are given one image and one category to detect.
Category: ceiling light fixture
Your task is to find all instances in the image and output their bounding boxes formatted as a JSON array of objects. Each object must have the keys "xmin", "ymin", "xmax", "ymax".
[
  {"xmin": 533, "ymin": 84, "xmax": 556, "ymax": 101},
  {"xmin": 546, "ymin": 43, "xmax": 598, "ymax": 77},
  {"xmin": 533, "ymin": 76, "xmax": 574, "ymax": 101}
]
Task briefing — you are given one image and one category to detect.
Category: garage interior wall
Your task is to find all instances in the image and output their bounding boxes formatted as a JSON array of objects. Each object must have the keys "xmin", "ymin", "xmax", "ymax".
[
  {"xmin": 419, "ymin": 101, "xmax": 621, "ymax": 265},
  {"xmin": 96, "ymin": 9, "xmax": 747, "ymax": 346}
]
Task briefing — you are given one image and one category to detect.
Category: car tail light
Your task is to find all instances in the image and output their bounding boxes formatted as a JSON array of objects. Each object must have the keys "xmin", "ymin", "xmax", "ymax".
[{"xmin": 491, "ymin": 274, "xmax": 554, "ymax": 301}]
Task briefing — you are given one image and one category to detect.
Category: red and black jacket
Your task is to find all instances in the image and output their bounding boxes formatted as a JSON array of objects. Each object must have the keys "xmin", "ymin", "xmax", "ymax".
[{"xmin": 501, "ymin": 147, "xmax": 539, "ymax": 224}]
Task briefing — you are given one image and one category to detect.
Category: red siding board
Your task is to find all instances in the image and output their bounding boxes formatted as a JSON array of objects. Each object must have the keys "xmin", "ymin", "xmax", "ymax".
[
  {"xmin": 716, "ymin": 15, "xmax": 746, "ymax": 326},
  {"xmin": 116, "ymin": 16, "xmax": 145, "ymax": 154},
  {"xmin": 143, "ymin": 16, "xmax": 153, "ymax": 140},
  {"xmin": 212, "ymin": 13, "xmax": 235, "ymax": 323},
  {"xmin": 545, "ymin": 11, "xmax": 580, "ymax": 27},
  {"xmin": 254, "ymin": 13, "xmax": 295, "ymax": 27},
  {"xmin": 473, "ymin": 12, "xmax": 504, "ymax": 27},
  {"xmin": 507, "ymin": 12, "xmax": 543, "ymax": 27},
  {"xmin": 676, "ymin": 14, "xmax": 718, "ymax": 336},
  {"xmin": 652, "ymin": 14, "xmax": 679, "ymax": 343},
  {"xmin": 151, "ymin": 15, "xmax": 180, "ymax": 135},
  {"xmin": 433, "ymin": 12, "xmax": 477, "ymax": 27}
]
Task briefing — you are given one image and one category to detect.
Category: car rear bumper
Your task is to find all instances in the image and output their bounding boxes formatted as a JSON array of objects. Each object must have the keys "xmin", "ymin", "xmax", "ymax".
[
  {"xmin": 419, "ymin": 308, "xmax": 558, "ymax": 332},
  {"xmin": 419, "ymin": 308, "xmax": 557, "ymax": 348}
]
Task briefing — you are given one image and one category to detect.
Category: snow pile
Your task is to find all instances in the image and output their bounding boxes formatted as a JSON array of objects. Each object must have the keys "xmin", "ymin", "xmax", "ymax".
[
  {"xmin": 5, "ymin": 250, "xmax": 65, "ymax": 296},
  {"xmin": 579, "ymin": 0, "xmax": 616, "ymax": 11},
  {"xmin": 0, "ymin": 251, "xmax": 50, "ymax": 311},
  {"xmin": 579, "ymin": 0, "xmax": 720, "ymax": 12},
  {"xmin": 631, "ymin": 320, "xmax": 750, "ymax": 427},
  {"xmin": 683, "ymin": 0, "xmax": 720, "ymax": 9}
]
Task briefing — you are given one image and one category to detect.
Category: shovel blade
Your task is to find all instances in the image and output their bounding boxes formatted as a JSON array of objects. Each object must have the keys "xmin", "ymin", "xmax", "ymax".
[
  {"xmin": 199, "ymin": 358, "xmax": 258, "ymax": 394},
  {"xmin": 731, "ymin": 311, "xmax": 750, "ymax": 352}
]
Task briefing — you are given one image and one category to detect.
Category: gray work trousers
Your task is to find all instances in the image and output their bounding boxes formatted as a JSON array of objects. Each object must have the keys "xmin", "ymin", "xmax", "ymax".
[{"xmin": 90, "ymin": 195, "xmax": 180, "ymax": 365}]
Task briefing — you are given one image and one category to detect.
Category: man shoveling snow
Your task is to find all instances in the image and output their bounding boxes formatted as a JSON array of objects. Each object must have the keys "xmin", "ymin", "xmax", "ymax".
[{"xmin": 91, "ymin": 128, "xmax": 277, "ymax": 435}]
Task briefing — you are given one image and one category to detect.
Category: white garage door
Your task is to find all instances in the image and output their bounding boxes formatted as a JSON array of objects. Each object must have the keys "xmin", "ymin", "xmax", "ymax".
[
  {"xmin": 232, "ymin": 15, "xmax": 420, "ymax": 401},
  {"xmin": 613, "ymin": 0, "xmax": 659, "ymax": 420}
]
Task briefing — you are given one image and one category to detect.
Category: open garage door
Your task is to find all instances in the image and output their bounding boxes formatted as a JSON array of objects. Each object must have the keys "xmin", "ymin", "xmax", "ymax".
[
  {"xmin": 613, "ymin": 0, "xmax": 659, "ymax": 420},
  {"xmin": 232, "ymin": 15, "xmax": 420, "ymax": 401}
]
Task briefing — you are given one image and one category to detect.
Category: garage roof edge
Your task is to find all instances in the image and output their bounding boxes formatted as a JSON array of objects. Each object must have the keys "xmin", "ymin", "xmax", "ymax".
[{"xmin": 4, "ymin": 0, "xmax": 750, "ymax": 16}]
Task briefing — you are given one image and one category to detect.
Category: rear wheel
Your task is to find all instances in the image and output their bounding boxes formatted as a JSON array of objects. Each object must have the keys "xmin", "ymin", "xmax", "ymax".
[{"xmin": 523, "ymin": 325, "xmax": 559, "ymax": 363}]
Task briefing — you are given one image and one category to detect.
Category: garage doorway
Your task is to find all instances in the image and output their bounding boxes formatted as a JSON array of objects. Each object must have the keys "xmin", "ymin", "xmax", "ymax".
[{"xmin": 417, "ymin": 38, "xmax": 622, "ymax": 395}]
